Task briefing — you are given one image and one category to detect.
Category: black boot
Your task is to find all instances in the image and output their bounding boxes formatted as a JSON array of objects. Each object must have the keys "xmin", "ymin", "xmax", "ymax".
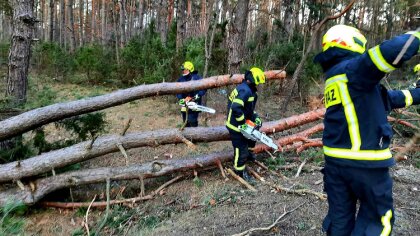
[
  {"xmin": 235, "ymin": 170, "xmax": 254, "ymax": 183},
  {"xmin": 247, "ymin": 152, "xmax": 256, "ymax": 162}
]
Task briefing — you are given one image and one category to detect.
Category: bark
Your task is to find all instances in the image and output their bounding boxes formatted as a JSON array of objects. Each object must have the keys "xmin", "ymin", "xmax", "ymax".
[
  {"xmin": 158, "ymin": 0, "xmax": 168, "ymax": 44},
  {"xmin": 203, "ymin": 0, "xmax": 218, "ymax": 78},
  {"xmin": 66, "ymin": 0, "xmax": 75, "ymax": 52},
  {"xmin": 78, "ymin": 0, "xmax": 83, "ymax": 46},
  {"xmin": 227, "ymin": 0, "xmax": 249, "ymax": 73},
  {"xmin": 137, "ymin": 0, "xmax": 144, "ymax": 33},
  {"xmin": 167, "ymin": 0, "xmax": 174, "ymax": 27},
  {"xmin": 40, "ymin": 0, "xmax": 45, "ymax": 40},
  {"xmin": 84, "ymin": 0, "xmax": 89, "ymax": 42},
  {"xmin": 59, "ymin": 0, "xmax": 65, "ymax": 46},
  {"xmin": 176, "ymin": 0, "xmax": 187, "ymax": 51},
  {"xmin": 0, "ymin": 108, "xmax": 324, "ymax": 182},
  {"xmin": 91, "ymin": 0, "xmax": 96, "ymax": 42},
  {"xmin": 7, "ymin": 0, "xmax": 36, "ymax": 106},
  {"xmin": 49, "ymin": 0, "xmax": 55, "ymax": 42},
  {"xmin": 253, "ymin": 123, "xmax": 324, "ymax": 153},
  {"xmin": 0, "ymin": 70, "xmax": 286, "ymax": 141},
  {"xmin": 118, "ymin": 0, "xmax": 126, "ymax": 46},
  {"xmin": 0, "ymin": 152, "xmax": 234, "ymax": 206},
  {"xmin": 101, "ymin": 0, "xmax": 106, "ymax": 44}
]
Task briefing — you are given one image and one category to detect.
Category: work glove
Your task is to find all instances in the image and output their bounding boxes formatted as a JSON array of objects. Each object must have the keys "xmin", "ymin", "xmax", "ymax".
[
  {"xmin": 185, "ymin": 96, "xmax": 193, "ymax": 102},
  {"xmin": 178, "ymin": 98, "xmax": 185, "ymax": 105},
  {"xmin": 255, "ymin": 117, "xmax": 262, "ymax": 126},
  {"xmin": 193, "ymin": 94, "xmax": 200, "ymax": 101}
]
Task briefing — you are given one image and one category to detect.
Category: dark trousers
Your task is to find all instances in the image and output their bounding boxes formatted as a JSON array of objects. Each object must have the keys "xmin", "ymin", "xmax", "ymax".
[
  {"xmin": 228, "ymin": 129, "xmax": 256, "ymax": 171},
  {"xmin": 181, "ymin": 110, "xmax": 199, "ymax": 127},
  {"xmin": 322, "ymin": 161, "xmax": 394, "ymax": 236}
]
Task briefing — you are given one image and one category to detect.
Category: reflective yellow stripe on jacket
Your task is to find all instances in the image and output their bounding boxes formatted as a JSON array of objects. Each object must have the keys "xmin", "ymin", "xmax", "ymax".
[
  {"xmin": 368, "ymin": 46, "xmax": 396, "ymax": 73},
  {"xmin": 401, "ymin": 90, "xmax": 413, "ymax": 107},
  {"xmin": 325, "ymin": 74, "xmax": 361, "ymax": 151},
  {"xmin": 323, "ymin": 146, "xmax": 392, "ymax": 161}
]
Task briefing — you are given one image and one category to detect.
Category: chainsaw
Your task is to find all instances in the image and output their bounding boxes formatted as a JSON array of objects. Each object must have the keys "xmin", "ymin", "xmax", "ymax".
[
  {"xmin": 240, "ymin": 120, "xmax": 279, "ymax": 151},
  {"xmin": 183, "ymin": 101, "xmax": 216, "ymax": 114}
]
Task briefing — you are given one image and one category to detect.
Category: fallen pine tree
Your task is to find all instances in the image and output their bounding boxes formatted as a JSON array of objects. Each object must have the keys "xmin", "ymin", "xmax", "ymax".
[
  {"xmin": 0, "ymin": 70, "xmax": 286, "ymax": 141},
  {"xmin": 0, "ymin": 124, "xmax": 324, "ymax": 206},
  {"xmin": 0, "ymin": 109, "xmax": 325, "ymax": 183}
]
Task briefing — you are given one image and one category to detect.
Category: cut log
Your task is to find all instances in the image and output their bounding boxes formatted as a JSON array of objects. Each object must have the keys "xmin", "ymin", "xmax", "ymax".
[
  {"xmin": 0, "ymin": 152, "xmax": 233, "ymax": 206},
  {"xmin": 0, "ymin": 109, "xmax": 325, "ymax": 183},
  {"xmin": 253, "ymin": 123, "xmax": 324, "ymax": 153},
  {"xmin": 0, "ymin": 129, "xmax": 324, "ymax": 206},
  {"xmin": 0, "ymin": 70, "xmax": 286, "ymax": 141}
]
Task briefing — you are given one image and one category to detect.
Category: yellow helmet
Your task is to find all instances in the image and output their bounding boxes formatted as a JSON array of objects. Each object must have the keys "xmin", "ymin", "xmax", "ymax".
[
  {"xmin": 250, "ymin": 67, "xmax": 266, "ymax": 85},
  {"xmin": 322, "ymin": 25, "xmax": 367, "ymax": 54},
  {"xmin": 414, "ymin": 64, "xmax": 420, "ymax": 73},
  {"xmin": 181, "ymin": 61, "xmax": 194, "ymax": 72}
]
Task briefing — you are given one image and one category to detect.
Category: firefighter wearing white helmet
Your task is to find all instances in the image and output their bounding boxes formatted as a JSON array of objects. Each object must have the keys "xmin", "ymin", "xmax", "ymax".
[
  {"xmin": 225, "ymin": 67, "xmax": 265, "ymax": 180},
  {"xmin": 315, "ymin": 25, "xmax": 420, "ymax": 235}
]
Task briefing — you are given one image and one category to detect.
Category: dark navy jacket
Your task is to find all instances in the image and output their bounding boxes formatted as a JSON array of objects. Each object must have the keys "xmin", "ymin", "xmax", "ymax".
[
  {"xmin": 226, "ymin": 81, "xmax": 259, "ymax": 132},
  {"xmin": 315, "ymin": 33, "xmax": 420, "ymax": 168},
  {"xmin": 176, "ymin": 71, "xmax": 207, "ymax": 107}
]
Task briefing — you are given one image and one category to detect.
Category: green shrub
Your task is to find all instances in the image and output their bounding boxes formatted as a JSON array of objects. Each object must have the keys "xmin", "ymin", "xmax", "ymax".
[
  {"xmin": 0, "ymin": 200, "xmax": 27, "ymax": 235},
  {"xmin": 74, "ymin": 44, "xmax": 114, "ymax": 84},
  {"xmin": 0, "ymin": 43, "xmax": 10, "ymax": 66},
  {"xmin": 119, "ymin": 24, "xmax": 173, "ymax": 85},
  {"xmin": 32, "ymin": 42, "xmax": 75, "ymax": 77}
]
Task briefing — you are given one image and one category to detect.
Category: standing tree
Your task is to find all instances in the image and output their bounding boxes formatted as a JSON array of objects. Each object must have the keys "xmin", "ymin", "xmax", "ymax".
[
  {"xmin": 6, "ymin": 0, "xmax": 35, "ymax": 107},
  {"xmin": 227, "ymin": 0, "xmax": 249, "ymax": 73}
]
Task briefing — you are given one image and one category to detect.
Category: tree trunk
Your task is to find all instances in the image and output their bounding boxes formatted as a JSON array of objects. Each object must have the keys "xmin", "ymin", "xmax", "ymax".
[
  {"xmin": 0, "ymin": 70, "xmax": 286, "ymax": 141},
  {"xmin": 283, "ymin": 0, "xmax": 294, "ymax": 42},
  {"xmin": 176, "ymin": 0, "xmax": 187, "ymax": 51},
  {"xmin": 227, "ymin": 0, "xmax": 249, "ymax": 73},
  {"xmin": 85, "ymin": 0, "xmax": 89, "ymax": 42},
  {"xmin": 101, "ymin": 0, "xmax": 106, "ymax": 44},
  {"xmin": 167, "ymin": 0, "xmax": 174, "ymax": 28},
  {"xmin": 7, "ymin": 0, "xmax": 36, "ymax": 107},
  {"xmin": 59, "ymin": 0, "xmax": 65, "ymax": 46},
  {"xmin": 91, "ymin": 0, "xmax": 96, "ymax": 42},
  {"xmin": 67, "ymin": 0, "xmax": 75, "ymax": 52},
  {"xmin": 78, "ymin": 0, "xmax": 83, "ymax": 46},
  {"xmin": 0, "ymin": 152, "xmax": 234, "ymax": 206},
  {"xmin": 118, "ymin": 0, "xmax": 126, "ymax": 47},
  {"xmin": 0, "ymin": 108, "xmax": 323, "ymax": 182},
  {"xmin": 40, "ymin": 0, "xmax": 45, "ymax": 40},
  {"xmin": 203, "ymin": 0, "xmax": 218, "ymax": 78},
  {"xmin": 112, "ymin": 0, "xmax": 120, "ymax": 63},
  {"xmin": 158, "ymin": 0, "xmax": 168, "ymax": 44},
  {"xmin": 137, "ymin": 0, "xmax": 144, "ymax": 33},
  {"xmin": 49, "ymin": 0, "xmax": 55, "ymax": 43}
]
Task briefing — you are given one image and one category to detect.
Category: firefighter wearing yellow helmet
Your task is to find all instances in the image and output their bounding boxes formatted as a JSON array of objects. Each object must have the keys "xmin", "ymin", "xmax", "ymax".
[
  {"xmin": 225, "ymin": 67, "xmax": 265, "ymax": 180},
  {"xmin": 176, "ymin": 61, "xmax": 207, "ymax": 127},
  {"xmin": 315, "ymin": 24, "xmax": 420, "ymax": 235}
]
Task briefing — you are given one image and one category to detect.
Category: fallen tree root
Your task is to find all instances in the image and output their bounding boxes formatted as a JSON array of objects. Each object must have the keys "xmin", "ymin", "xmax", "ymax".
[
  {"xmin": 0, "ymin": 109, "xmax": 325, "ymax": 183},
  {"xmin": 232, "ymin": 202, "xmax": 307, "ymax": 236},
  {"xmin": 40, "ymin": 175, "xmax": 184, "ymax": 209}
]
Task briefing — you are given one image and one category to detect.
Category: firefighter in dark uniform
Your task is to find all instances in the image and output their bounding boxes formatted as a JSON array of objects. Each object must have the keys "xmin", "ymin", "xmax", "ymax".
[
  {"xmin": 226, "ymin": 67, "xmax": 265, "ymax": 180},
  {"xmin": 314, "ymin": 25, "xmax": 420, "ymax": 235},
  {"xmin": 176, "ymin": 61, "xmax": 207, "ymax": 127}
]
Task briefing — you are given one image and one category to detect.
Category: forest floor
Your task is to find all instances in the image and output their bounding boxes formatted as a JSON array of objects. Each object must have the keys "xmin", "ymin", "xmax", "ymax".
[{"xmin": 3, "ymin": 76, "xmax": 420, "ymax": 236}]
